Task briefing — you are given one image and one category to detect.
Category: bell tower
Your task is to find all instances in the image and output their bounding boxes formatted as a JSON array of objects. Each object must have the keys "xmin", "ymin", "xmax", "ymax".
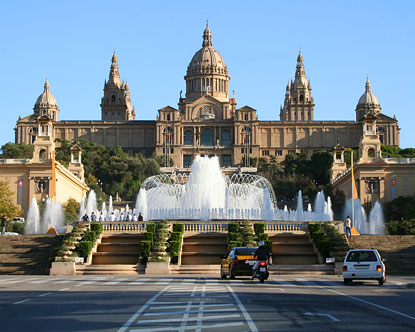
[
  {"xmin": 280, "ymin": 51, "xmax": 314, "ymax": 121},
  {"xmin": 100, "ymin": 51, "xmax": 136, "ymax": 121}
]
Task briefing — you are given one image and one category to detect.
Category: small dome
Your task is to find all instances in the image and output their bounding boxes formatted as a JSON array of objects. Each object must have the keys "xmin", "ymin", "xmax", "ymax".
[
  {"xmin": 187, "ymin": 24, "xmax": 228, "ymax": 76},
  {"xmin": 35, "ymin": 78, "xmax": 57, "ymax": 107},
  {"xmin": 358, "ymin": 77, "xmax": 379, "ymax": 106}
]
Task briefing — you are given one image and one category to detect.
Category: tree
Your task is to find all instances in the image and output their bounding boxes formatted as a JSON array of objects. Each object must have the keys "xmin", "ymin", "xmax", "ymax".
[
  {"xmin": 63, "ymin": 198, "xmax": 80, "ymax": 222},
  {"xmin": 384, "ymin": 195, "xmax": 415, "ymax": 222},
  {"xmin": 0, "ymin": 142, "xmax": 34, "ymax": 159},
  {"xmin": 0, "ymin": 181, "xmax": 22, "ymax": 219},
  {"xmin": 310, "ymin": 151, "xmax": 333, "ymax": 185}
]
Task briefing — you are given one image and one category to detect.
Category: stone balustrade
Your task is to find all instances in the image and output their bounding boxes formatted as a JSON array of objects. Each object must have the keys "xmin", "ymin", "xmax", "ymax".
[{"xmin": 99, "ymin": 220, "xmax": 344, "ymax": 234}]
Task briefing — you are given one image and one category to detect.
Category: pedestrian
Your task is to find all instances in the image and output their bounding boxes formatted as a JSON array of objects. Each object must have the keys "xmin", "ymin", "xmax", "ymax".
[
  {"xmin": 90, "ymin": 211, "xmax": 97, "ymax": 222},
  {"xmin": 138, "ymin": 212, "xmax": 144, "ymax": 221},
  {"xmin": 132, "ymin": 214, "xmax": 138, "ymax": 222},
  {"xmin": 126, "ymin": 212, "xmax": 132, "ymax": 221},
  {"xmin": 1, "ymin": 215, "xmax": 7, "ymax": 235},
  {"xmin": 109, "ymin": 212, "xmax": 116, "ymax": 222},
  {"xmin": 119, "ymin": 212, "xmax": 125, "ymax": 221},
  {"xmin": 82, "ymin": 213, "xmax": 89, "ymax": 222},
  {"xmin": 99, "ymin": 212, "xmax": 105, "ymax": 222},
  {"xmin": 344, "ymin": 216, "xmax": 352, "ymax": 239}
]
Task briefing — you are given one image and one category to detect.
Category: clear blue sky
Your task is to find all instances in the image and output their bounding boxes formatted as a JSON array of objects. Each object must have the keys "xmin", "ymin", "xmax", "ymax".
[{"xmin": 1, "ymin": 1, "xmax": 414, "ymax": 148}]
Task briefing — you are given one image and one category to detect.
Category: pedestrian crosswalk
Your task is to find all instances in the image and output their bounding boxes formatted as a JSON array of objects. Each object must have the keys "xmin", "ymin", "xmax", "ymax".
[{"xmin": 0, "ymin": 276, "xmax": 409, "ymax": 289}]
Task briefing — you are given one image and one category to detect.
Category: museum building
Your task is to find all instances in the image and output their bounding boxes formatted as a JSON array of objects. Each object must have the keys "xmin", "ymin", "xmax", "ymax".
[{"xmin": 15, "ymin": 24, "xmax": 400, "ymax": 169}]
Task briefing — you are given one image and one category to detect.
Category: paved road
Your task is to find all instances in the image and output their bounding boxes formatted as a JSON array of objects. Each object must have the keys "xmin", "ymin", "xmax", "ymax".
[{"xmin": 0, "ymin": 274, "xmax": 414, "ymax": 331}]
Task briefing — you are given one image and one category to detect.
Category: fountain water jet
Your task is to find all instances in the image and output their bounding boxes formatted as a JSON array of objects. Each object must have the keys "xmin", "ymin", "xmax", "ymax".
[{"xmin": 25, "ymin": 197, "xmax": 41, "ymax": 234}]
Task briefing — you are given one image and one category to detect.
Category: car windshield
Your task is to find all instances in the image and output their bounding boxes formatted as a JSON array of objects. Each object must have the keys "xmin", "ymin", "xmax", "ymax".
[
  {"xmin": 234, "ymin": 248, "xmax": 257, "ymax": 256},
  {"xmin": 346, "ymin": 251, "xmax": 378, "ymax": 262}
]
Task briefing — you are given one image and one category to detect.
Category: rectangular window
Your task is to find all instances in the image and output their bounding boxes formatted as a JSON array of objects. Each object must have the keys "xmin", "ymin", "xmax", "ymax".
[
  {"xmin": 170, "ymin": 148, "xmax": 174, "ymax": 154},
  {"xmin": 262, "ymin": 150, "xmax": 269, "ymax": 156},
  {"xmin": 183, "ymin": 155, "xmax": 192, "ymax": 168},
  {"xmin": 241, "ymin": 148, "xmax": 244, "ymax": 154},
  {"xmin": 222, "ymin": 155, "xmax": 232, "ymax": 167},
  {"xmin": 288, "ymin": 150, "xmax": 296, "ymax": 154},
  {"xmin": 275, "ymin": 150, "xmax": 282, "ymax": 156}
]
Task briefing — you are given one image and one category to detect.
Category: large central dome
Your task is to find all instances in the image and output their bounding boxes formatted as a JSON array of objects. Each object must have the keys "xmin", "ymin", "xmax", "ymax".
[
  {"xmin": 187, "ymin": 24, "xmax": 228, "ymax": 76},
  {"xmin": 184, "ymin": 23, "xmax": 230, "ymax": 102}
]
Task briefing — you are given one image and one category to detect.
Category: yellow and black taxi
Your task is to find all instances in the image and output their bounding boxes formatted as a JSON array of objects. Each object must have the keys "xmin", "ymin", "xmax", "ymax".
[{"xmin": 221, "ymin": 247, "xmax": 258, "ymax": 279}]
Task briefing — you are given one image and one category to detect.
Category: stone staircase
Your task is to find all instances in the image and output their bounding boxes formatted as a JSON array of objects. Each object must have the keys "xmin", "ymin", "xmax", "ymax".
[
  {"xmin": 77, "ymin": 234, "xmax": 143, "ymax": 275},
  {"xmin": 0, "ymin": 235, "xmax": 63, "ymax": 275},
  {"xmin": 349, "ymin": 235, "xmax": 415, "ymax": 275},
  {"xmin": 174, "ymin": 233, "xmax": 227, "ymax": 274}
]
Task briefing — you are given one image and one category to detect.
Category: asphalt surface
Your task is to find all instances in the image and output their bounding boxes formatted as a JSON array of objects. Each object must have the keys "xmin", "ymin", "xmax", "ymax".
[{"xmin": 0, "ymin": 274, "xmax": 414, "ymax": 331}]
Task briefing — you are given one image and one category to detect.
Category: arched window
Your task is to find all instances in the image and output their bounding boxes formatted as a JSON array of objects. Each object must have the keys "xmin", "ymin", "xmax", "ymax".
[
  {"xmin": 167, "ymin": 114, "xmax": 171, "ymax": 121},
  {"xmin": 368, "ymin": 148, "xmax": 375, "ymax": 158},
  {"xmin": 244, "ymin": 114, "xmax": 248, "ymax": 121},
  {"xmin": 201, "ymin": 129, "xmax": 213, "ymax": 146},
  {"xmin": 184, "ymin": 130, "xmax": 193, "ymax": 145},
  {"xmin": 163, "ymin": 127, "xmax": 174, "ymax": 144},
  {"xmin": 221, "ymin": 130, "xmax": 231, "ymax": 146},
  {"xmin": 111, "ymin": 95, "xmax": 116, "ymax": 103},
  {"xmin": 202, "ymin": 78, "xmax": 206, "ymax": 92},
  {"xmin": 300, "ymin": 94, "xmax": 304, "ymax": 102}
]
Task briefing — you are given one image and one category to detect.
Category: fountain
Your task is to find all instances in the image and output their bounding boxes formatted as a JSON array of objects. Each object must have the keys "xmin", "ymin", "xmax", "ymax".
[
  {"xmin": 368, "ymin": 201, "xmax": 385, "ymax": 235},
  {"xmin": 25, "ymin": 197, "xmax": 40, "ymax": 234},
  {"xmin": 135, "ymin": 155, "xmax": 334, "ymax": 221}
]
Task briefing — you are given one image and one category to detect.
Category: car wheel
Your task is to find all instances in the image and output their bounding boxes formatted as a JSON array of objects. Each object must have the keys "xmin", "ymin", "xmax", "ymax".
[
  {"xmin": 344, "ymin": 278, "xmax": 352, "ymax": 285},
  {"xmin": 378, "ymin": 277, "xmax": 385, "ymax": 286},
  {"xmin": 229, "ymin": 268, "xmax": 235, "ymax": 279},
  {"xmin": 220, "ymin": 266, "xmax": 227, "ymax": 279}
]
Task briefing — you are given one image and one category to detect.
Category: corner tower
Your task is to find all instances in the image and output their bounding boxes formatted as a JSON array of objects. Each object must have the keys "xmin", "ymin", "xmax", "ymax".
[
  {"xmin": 184, "ymin": 22, "xmax": 231, "ymax": 103},
  {"xmin": 280, "ymin": 51, "xmax": 314, "ymax": 121},
  {"xmin": 100, "ymin": 51, "xmax": 135, "ymax": 121}
]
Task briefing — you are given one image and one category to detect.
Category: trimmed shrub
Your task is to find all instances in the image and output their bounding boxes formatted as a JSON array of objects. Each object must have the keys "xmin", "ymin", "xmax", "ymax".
[
  {"xmin": 146, "ymin": 223, "xmax": 156, "ymax": 234},
  {"xmin": 140, "ymin": 240, "xmax": 152, "ymax": 259},
  {"xmin": 78, "ymin": 241, "xmax": 93, "ymax": 259},
  {"xmin": 265, "ymin": 241, "xmax": 273, "ymax": 253},
  {"xmin": 317, "ymin": 240, "xmax": 331, "ymax": 259},
  {"xmin": 90, "ymin": 223, "xmax": 103, "ymax": 235},
  {"xmin": 228, "ymin": 232, "xmax": 240, "ymax": 242},
  {"xmin": 254, "ymin": 223, "xmax": 265, "ymax": 235},
  {"xmin": 143, "ymin": 232, "xmax": 154, "ymax": 242},
  {"xmin": 257, "ymin": 233, "xmax": 269, "ymax": 242},
  {"xmin": 170, "ymin": 232, "xmax": 183, "ymax": 243},
  {"xmin": 228, "ymin": 240, "xmax": 242, "ymax": 250},
  {"xmin": 173, "ymin": 223, "xmax": 184, "ymax": 233},
  {"xmin": 308, "ymin": 223, "xmax": 321, "ymax": 234},
  {"xmin": 228, "ymin": 223, "xmax": 239, "ymax": 233},
  {"xmin": 82, "ymin": 231, "xmax": 97, "ymax": 242},
  {"xmin": 168, "ymin": 241, "xmax": 182, "ymax": 257}
]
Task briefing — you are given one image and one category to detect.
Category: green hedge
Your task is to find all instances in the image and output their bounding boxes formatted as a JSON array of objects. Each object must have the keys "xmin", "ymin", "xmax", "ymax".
[
  {"xmin": 82, "ymin": 231, "xmax": 97, "ymax": 242},
  {"xmin": 140, "ymin": 240, "xmax": 152, "ymax": 260},
  {"xmin": 308, "ymin": 223, "xmax": 321, "ymax": 234},
  {"xmin": 146, "ymin": 223, "xmax": 156, "ymax": 233},
  {"xmin": 228, "ymin": 223, "xmax": 239, "ymax": 233},
  {"xmin": 143, "ymin": 232, "xmax": 154, "ymax": 242},
  {"xmin": 228, "ymin": 232, "xmax": 240, "ymax": 242},
  {"xmin": 257, "ymin": 233, "xmax": 269, "ymax": 241},
  {"xmin": 90, "ymin": 223, "xmax": 103, "ymax": 235},
  {"xmin": 172, "ymin": 223, "xmax": 184, "ymax": 233},
  {"xmin": 387, "ymin": 219, "xmax": 415, "ymax": 235},
  {"xmin": 308, "ymin": 223, "xmax": 349, "ymax": 260},
  {"xmin": 265, "ymin": 241, "xmax": 273, "ymax": 253},
  {"xmin": 78, "ymin": 241, "xmax": 93, "ymax": 259},
  {"xmin": 168, "ymin": 241, "xmax": 182, "ymax": 257},
  {"xmin": 170, "ymin": 232, "xmax": 183, "ymax": 243},
  {"xmin": 254, "ymin": 223, "xmax": 265, "ymax": 235},
  {"xmin": 228, "ymin": 240, "xmax": 242, "ymax": 250}
]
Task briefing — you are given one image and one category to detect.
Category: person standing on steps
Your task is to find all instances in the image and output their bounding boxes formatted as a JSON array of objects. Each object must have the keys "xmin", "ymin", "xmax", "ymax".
[
  {"xmin": 138, "ymin": 212, "xmax": 144, "ymax": 221},
  {"xmin": 1, "ymin": 215, "xmax": 7, "ymax": 235},
  {"xmin": 344, "ymin": 216, "xmax": 352, "ymax": 239}
]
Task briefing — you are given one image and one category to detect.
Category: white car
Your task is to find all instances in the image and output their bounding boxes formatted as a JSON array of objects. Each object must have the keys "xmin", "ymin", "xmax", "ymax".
[{"xmin": 343, "ymin": 249, "xmax": 386, "ymax": 285}]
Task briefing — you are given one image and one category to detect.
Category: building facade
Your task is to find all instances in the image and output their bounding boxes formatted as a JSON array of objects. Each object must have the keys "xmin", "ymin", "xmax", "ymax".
[{"xmin": 15, "ymin": 24, "xmax": 400, "ymax": 168}]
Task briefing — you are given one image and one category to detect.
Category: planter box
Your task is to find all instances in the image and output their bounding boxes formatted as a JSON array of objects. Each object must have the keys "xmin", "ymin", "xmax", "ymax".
[
  {"xmin": 145, "ymin": 261, "xmax": 170, "ymax": 275},
  {"xmin": 50, "ymin": 262, "xmax": 76, "ymax": 276}
]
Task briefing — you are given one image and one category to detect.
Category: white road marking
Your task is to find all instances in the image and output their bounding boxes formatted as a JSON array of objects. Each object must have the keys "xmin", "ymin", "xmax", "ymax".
[
  {"xmin": 265, "ymin": 287, "xmax": 285, "ymax": 291},
  {"xmin": 6, "ymin": 278, "xmax": 43, "ymax": 284},
  {"xmin": 156, "ymin": 278, "xmax": 173, "ymax": 285},
  {"xmin": 13, "ymin": 299, "xmax": 30, "ymax": 305},
  {"xmin": 144, "ymin": 308, "xmax": 237, "ymax": 316},
  {"xmin": 128, "ymin": 278, "xmax": 150, "ymax": 285},
  {"xmin": 324, "ymin": 287, "xmax": 415, "ymax": 320},
  {"xmin": 117, "ymin": 285, "xmax": 170, "ymax": 332},
  {"xmin": 304, "ymin": 312, "xmax": 340, "ymax": 322},
  {"xmin": 164, "ymin": 292, "xmax": 192, "ymax": 296},
  {"xmin": 105, "ymin": 278, "xmax": 127, "ymax": 285},
  {"xmin": 147, "ymin": 303, "xmax": 235, "ymax": 310},
  {"xmin": 38, "ymin": 292, "xmax": 52, "ymax": 297},
  {"xmin": 130, "ymin": 322, "xmax": 244, "ymax": 332},
  {"xmin": 274, "ymin": 279, "xmax": 295, "ymax": 286},
  {"xmin": 295, "ymin": 278, "xmax": 317, "ymax": 286},
  {"xmin": 136, "ymin": 314, "xmax": 241, "ymax": 324},
  {"xmin": 227, "ymin": 285, "xmax": 259, "ymax": 332},
  {"xmin": 59, "ymin": 288, "xmax": 69, "ymax": 291},
  {"xmin": 30, "ymin": 279, "xmax": 58, "ymax": 284},
  {"xmin": 54, "ymin": 279, "xmax": 76, "ymax": 284}
]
